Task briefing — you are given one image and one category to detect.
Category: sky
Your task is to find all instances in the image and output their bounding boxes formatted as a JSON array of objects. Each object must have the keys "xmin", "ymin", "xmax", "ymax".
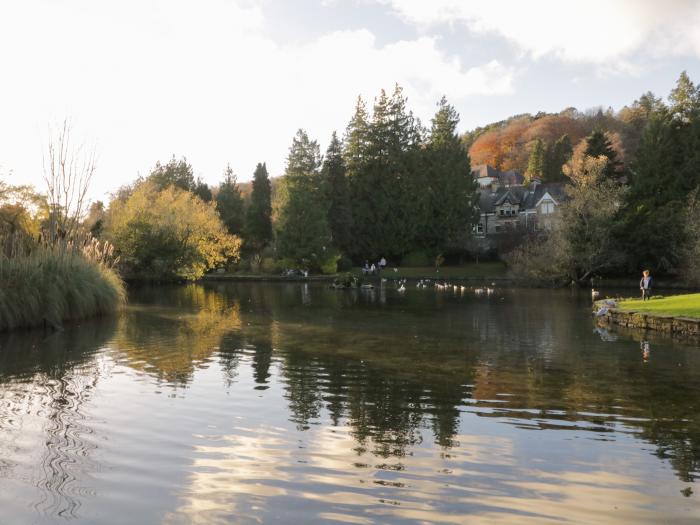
[{"xmin": 2, "ymin": 0, "xmax": 700, "ymax": 203}]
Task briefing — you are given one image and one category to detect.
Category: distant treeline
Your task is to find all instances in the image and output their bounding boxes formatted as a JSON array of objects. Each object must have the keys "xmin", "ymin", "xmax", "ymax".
[{"xmin": 4, "ymin": 73, "xmax": 700, "ymax": 282}]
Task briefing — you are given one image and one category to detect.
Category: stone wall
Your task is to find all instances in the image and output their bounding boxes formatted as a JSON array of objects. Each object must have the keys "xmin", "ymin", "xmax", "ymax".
[{"xmin": 594, "ymin": 300, "xmax": 700, "ymax": 337}]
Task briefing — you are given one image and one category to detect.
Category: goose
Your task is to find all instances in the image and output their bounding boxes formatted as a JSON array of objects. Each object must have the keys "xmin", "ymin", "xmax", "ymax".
[{"xmin": 398, "ymin": 283, "xmax": 406, "ymax": 292}]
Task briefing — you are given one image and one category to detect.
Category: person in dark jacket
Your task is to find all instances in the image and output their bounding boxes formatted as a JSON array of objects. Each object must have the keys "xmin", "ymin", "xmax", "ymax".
[{"xmin": 640, "ymin": 270, "xmax": 652, "ymax": 300}]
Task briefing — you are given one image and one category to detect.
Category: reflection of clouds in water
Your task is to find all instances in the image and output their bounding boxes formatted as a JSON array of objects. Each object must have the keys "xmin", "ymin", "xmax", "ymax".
[{"xmin": 166, "ymin": 420, "xmax": 673, "ymax": 525}]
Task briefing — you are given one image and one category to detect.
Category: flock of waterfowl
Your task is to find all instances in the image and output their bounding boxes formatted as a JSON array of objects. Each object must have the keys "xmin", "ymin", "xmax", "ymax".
[{"xmin": 377, "ymin": 278, "xmax": 496, "ymax": 295}]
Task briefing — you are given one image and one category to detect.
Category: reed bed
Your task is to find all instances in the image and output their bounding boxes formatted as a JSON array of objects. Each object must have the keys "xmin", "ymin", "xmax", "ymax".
[{"xmin": 0, "ymin": 235, "xmax": 125, "ymax": 331}]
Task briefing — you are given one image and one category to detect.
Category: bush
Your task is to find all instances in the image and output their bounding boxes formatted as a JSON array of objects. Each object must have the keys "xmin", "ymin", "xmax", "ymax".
[
  {"xmin": 260, "ymin": 257, "xmax": 279, "ymax": 274},
  {"xmin": 105, "ymin": 181, "xmax": 242, "ymax": 281},
  {"xmin": 0, "ymin": 244, "xmax": 125, "ymax": 331},
  {"xmin": 320, "ymin": 252, "xmax": 341, "ymax": 275},
  {"xmin": 337, "ymin": 255, "xmax": 353, "ymax": 272},
  {"xmin": 401, "ymin": 250, "xmax": 431, "ymax": 267}
]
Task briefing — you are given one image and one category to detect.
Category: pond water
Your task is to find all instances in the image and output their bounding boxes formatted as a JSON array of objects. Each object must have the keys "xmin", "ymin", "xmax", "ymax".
[{"xmin": 0, "ymin": 282, "xmax": 699, "ymax": 524}]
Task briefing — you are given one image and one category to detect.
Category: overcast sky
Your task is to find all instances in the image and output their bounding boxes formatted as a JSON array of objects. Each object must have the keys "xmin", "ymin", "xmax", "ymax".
[{"xmin": 2, "ymin": 0, "xmax": 700, "ymax": 202}]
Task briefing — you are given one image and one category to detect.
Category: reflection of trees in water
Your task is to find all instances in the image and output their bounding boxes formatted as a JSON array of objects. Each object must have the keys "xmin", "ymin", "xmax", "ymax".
[
  {"xmin": 0, "ymin": 318, "xmax": 115, "ymax": 520},
  {"xmin": 208, "ymin": 283, "xmax": 700, "ymax": 484},
  {"xmin": 112, "ymin": 284, "xmax": 242, "ymax": 386}
]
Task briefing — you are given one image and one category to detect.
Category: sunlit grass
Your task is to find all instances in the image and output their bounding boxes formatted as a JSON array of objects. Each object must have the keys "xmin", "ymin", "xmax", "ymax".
[{"xmin": 618, "ymin": 293, "xmax": 700, "ymax": 318}]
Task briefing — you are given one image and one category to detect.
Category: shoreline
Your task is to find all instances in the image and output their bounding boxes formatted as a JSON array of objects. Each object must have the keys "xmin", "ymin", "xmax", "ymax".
[{"xmin": 593, "ymin": 299, "xmax": 700, "ymax": 339}]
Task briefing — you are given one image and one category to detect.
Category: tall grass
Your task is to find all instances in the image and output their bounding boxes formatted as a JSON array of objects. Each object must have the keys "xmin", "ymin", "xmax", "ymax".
[{"xmin": 0, "ymin": 234, "xmax": 125, "ymax": 331}]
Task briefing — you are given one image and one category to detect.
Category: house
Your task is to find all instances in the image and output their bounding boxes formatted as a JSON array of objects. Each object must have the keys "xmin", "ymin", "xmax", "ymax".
[
  {"xmin": 471, "ymin": 165, "xmax": 566, "ymax": 238},
  {"xmin": 471, "ymin": 164, "xmax": 525, "ymax": 188}
]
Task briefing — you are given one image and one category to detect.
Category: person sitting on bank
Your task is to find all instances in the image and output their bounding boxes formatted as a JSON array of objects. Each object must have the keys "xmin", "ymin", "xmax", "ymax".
[
  {"xmin": 362, "ymin": 261, "xmax": 370, "ymax": 275},
  {"xmin": 378, "ymin": 257, "xmax": 387, "ymax": 270},
  {"xmin": 640, "ymin": 269, "xmax": 652, "ymax": 301},
  {"xmin": 370, "ymin": 263, "xmax": 376, "ymax": 275}
]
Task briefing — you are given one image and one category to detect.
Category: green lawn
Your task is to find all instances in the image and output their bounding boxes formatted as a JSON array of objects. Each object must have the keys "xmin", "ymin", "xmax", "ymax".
[
  {"xmin": 351, "ymin": 262, "xmax": 507, "ymax": 279},
  {"xmin": 618, "ymin": 293, "xmax": 700, "ymax": 318}
]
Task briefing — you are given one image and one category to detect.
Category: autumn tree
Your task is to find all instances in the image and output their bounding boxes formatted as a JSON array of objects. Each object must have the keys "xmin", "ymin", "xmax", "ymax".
[{"xmin": 104, "ymin": 181, "xmax": 241, "ymax": 280}]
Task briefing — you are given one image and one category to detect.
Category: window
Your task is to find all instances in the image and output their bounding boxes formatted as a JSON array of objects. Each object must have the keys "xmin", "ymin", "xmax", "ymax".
[
  {"xmin": 541, "ymin": 201, "xmax": 555, "ymax": 215},
  {"xmin": 476, "ymin": 223, "xmax": 484, "ymax": 234}
]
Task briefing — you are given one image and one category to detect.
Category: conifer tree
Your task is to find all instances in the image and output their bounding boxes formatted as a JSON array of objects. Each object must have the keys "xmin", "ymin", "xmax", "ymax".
[
  {"xmin": 322, "ymin": 132, "xmax": 352, "ymax": 254},
  {"xmin": 526, "ymin": 138, "xmax": 546, "ymax": 181},
  {"xmin": 245, "ymin": 162, "xmax": 273, "ymax": 250},
  {"xmin": 216, "ymin": 164, "xmax": 245, "ymax": 235},
  {"xmin": 277, "ymin": 129, "xmax": 332, "ymax": 268},
  {"xmin": 584, "ymin": 129, "xmax": 620, "ymax": 180},
  {"xmin": 422, "ymin": 96, "xmax": 478, "ymax": 252}
]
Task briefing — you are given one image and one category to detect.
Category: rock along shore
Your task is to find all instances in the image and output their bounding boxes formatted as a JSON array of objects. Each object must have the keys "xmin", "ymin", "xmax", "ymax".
[{"xmin": 593, "ymin": 299, "xmax": 700, "ymax": 338}]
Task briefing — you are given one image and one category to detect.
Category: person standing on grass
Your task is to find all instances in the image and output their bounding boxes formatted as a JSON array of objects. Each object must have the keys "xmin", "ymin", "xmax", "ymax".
[{"xmin": 640, "ymin": 269, "xmax": 652, "ymax": 301}]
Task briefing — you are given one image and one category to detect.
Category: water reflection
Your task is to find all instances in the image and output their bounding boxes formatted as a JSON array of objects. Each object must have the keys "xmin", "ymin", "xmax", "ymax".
[
  {"xmin": 0, "ymin": 318, "xmax": 115, "ymax": 520},
  {"xmin": 0, "ymin": 283, "xmax": 699, "ymax": 523}
]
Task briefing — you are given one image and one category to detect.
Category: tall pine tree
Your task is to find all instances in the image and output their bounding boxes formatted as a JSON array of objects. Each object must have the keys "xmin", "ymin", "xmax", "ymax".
[
  {"xmin": 277, "ymin": 129, "xmax": 332, "ymax": 269},
  {"xmin": 245, "ymin": 162, "xmax": 273, "ymax": 250},
  {"xmin": 422, "ymin": 96, "xmax": 478, "ymax": 253},
  {"xmin": 525, "ymin": 138, "xmax": 546, "ymax": 181},
  {"xmin": 584, "ymin": 129, "xmax": 620, "ymax": 180},
  {"xmin": 322, "ymin": 132, "xmax": 352, "ymax": 254},
  {"xmin": 216, "ymin": 164, "xmax": 245, "ymax": 235}
]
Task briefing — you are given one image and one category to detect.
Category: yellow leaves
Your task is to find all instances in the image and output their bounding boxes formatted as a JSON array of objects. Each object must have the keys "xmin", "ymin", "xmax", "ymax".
[{"xmin": 105, "ymin": 181, "xmax": 242, "ymax": 279}]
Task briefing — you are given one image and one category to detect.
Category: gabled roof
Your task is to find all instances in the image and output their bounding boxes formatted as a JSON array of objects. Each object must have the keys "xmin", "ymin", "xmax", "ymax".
[{"xmin": 477, "ymin": 182, "xmax": 568, "ymax": 214}]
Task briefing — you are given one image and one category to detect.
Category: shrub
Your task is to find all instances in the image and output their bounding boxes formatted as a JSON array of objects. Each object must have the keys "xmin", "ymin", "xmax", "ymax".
[
  {"xmin": 337, "ymin": 255, "xmax": 353, "ymax": 272},
  {"xmin": 320, "ymin": 252, "xmax": 341, "ymax": 275},
  {"xmin": 0, "ymin": 243, "xmax": 125, "ymax": 331},
  {"xmin": 401, "ymin": 250, "xmax": 431, "ymax": 267}
]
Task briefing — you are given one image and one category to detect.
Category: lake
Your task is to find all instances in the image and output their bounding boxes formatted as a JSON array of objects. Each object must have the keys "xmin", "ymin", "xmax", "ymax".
[{"xmin": 0, "ymin": 282, "xmax": 698, "ymax": 524}]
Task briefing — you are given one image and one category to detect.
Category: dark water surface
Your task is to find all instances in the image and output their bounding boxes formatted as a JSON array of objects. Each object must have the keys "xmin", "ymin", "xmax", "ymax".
[{"xmin": 1, "ymin": 283, "xmax": 699, "ymax": 524}]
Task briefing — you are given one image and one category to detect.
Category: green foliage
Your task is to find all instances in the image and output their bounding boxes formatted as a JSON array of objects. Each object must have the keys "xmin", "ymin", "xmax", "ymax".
[
  {"xmin": 105, "ymin": 181, "xmax": 242, "ymax": 280},
  {"xmin": 336, "ymin": 255, "xmax": 353, "ymax": 272},
  {"xmin": 322, "ymin": 132, "xmax": 352, "ymax": 254},
  {"xmin": 148, "ymin": 156, "xmax": 196, "ymax": 192},
  {"xmin": 0, "ymin": 243, "xmax": 125, "ymax": 331},
  {"xmin": 245, "ymin": 162, "xmax": 273, "ymax": 250},
  {"xmin": 526, "ymin": 138, "xmax": 546, "ymax": 181},
  {"xmin": 216, "ymin": 165, "xmax": 245, "ymax": 235},
  {"xmin": 543, "ymin": 134, "xmax": 573, "ymax": 182},
  {"xmin": 421, "ymin": 97, "xmax": 479, "ymax": 253},
  {"xmin": 343, "ymin": 87, "xmax": 478, "ymax": 261},
  {"xmin": 320, "ymin": 250, "xmax": 341, "ymax": 275},
  {"xmin": 193, "ymin": 178, "xmax": 212, "ymax": 202},
  {"xmin": 585, "ymin": 129, "xmax": 621, "ymax": 179},
  {"xmin": 401, "ymin": 250, "xmax": 431, "ymax": 267},
  {"xmin": 276, "ymin": 129, "xmax": 332, "ymax": 269},
  {"xmin": 615, "ymin": 73, "xmax": 700, "ymax": 274},
  {"xmin": 669, "ymin": 70, "xmax": 700, "ymax": 122}
]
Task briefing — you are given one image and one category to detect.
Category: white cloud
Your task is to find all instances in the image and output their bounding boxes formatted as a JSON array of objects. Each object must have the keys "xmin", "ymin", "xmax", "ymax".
[
  {"xmin": 380, "ymin": 0, "xmax": 700, "ymax": 65},
  {"xmin": 0, "ymin": 0, "xmax": 514, "ymax": 202}
]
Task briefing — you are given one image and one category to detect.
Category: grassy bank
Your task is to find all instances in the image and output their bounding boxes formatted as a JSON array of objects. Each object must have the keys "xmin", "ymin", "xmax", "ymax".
[
  {"xmin": 618, "ymin": 293, "xmax": 700, "ymax": 318},
  {"xmin": 0, "ymin": 246, "xmax": 126, "ymax": 331}
]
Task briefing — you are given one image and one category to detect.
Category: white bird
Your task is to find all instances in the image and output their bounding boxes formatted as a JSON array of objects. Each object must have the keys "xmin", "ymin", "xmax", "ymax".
[
  {"xmin": 486, "ymin": 287, "xmax": 494, "ymax": 295},
  {"xmin": 474, "ymin": 288, "xmax": 484, "ymax": 294},
  {"xmin": 398, "ymin": 283, "xmax": 406, "ymax": 292}
]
